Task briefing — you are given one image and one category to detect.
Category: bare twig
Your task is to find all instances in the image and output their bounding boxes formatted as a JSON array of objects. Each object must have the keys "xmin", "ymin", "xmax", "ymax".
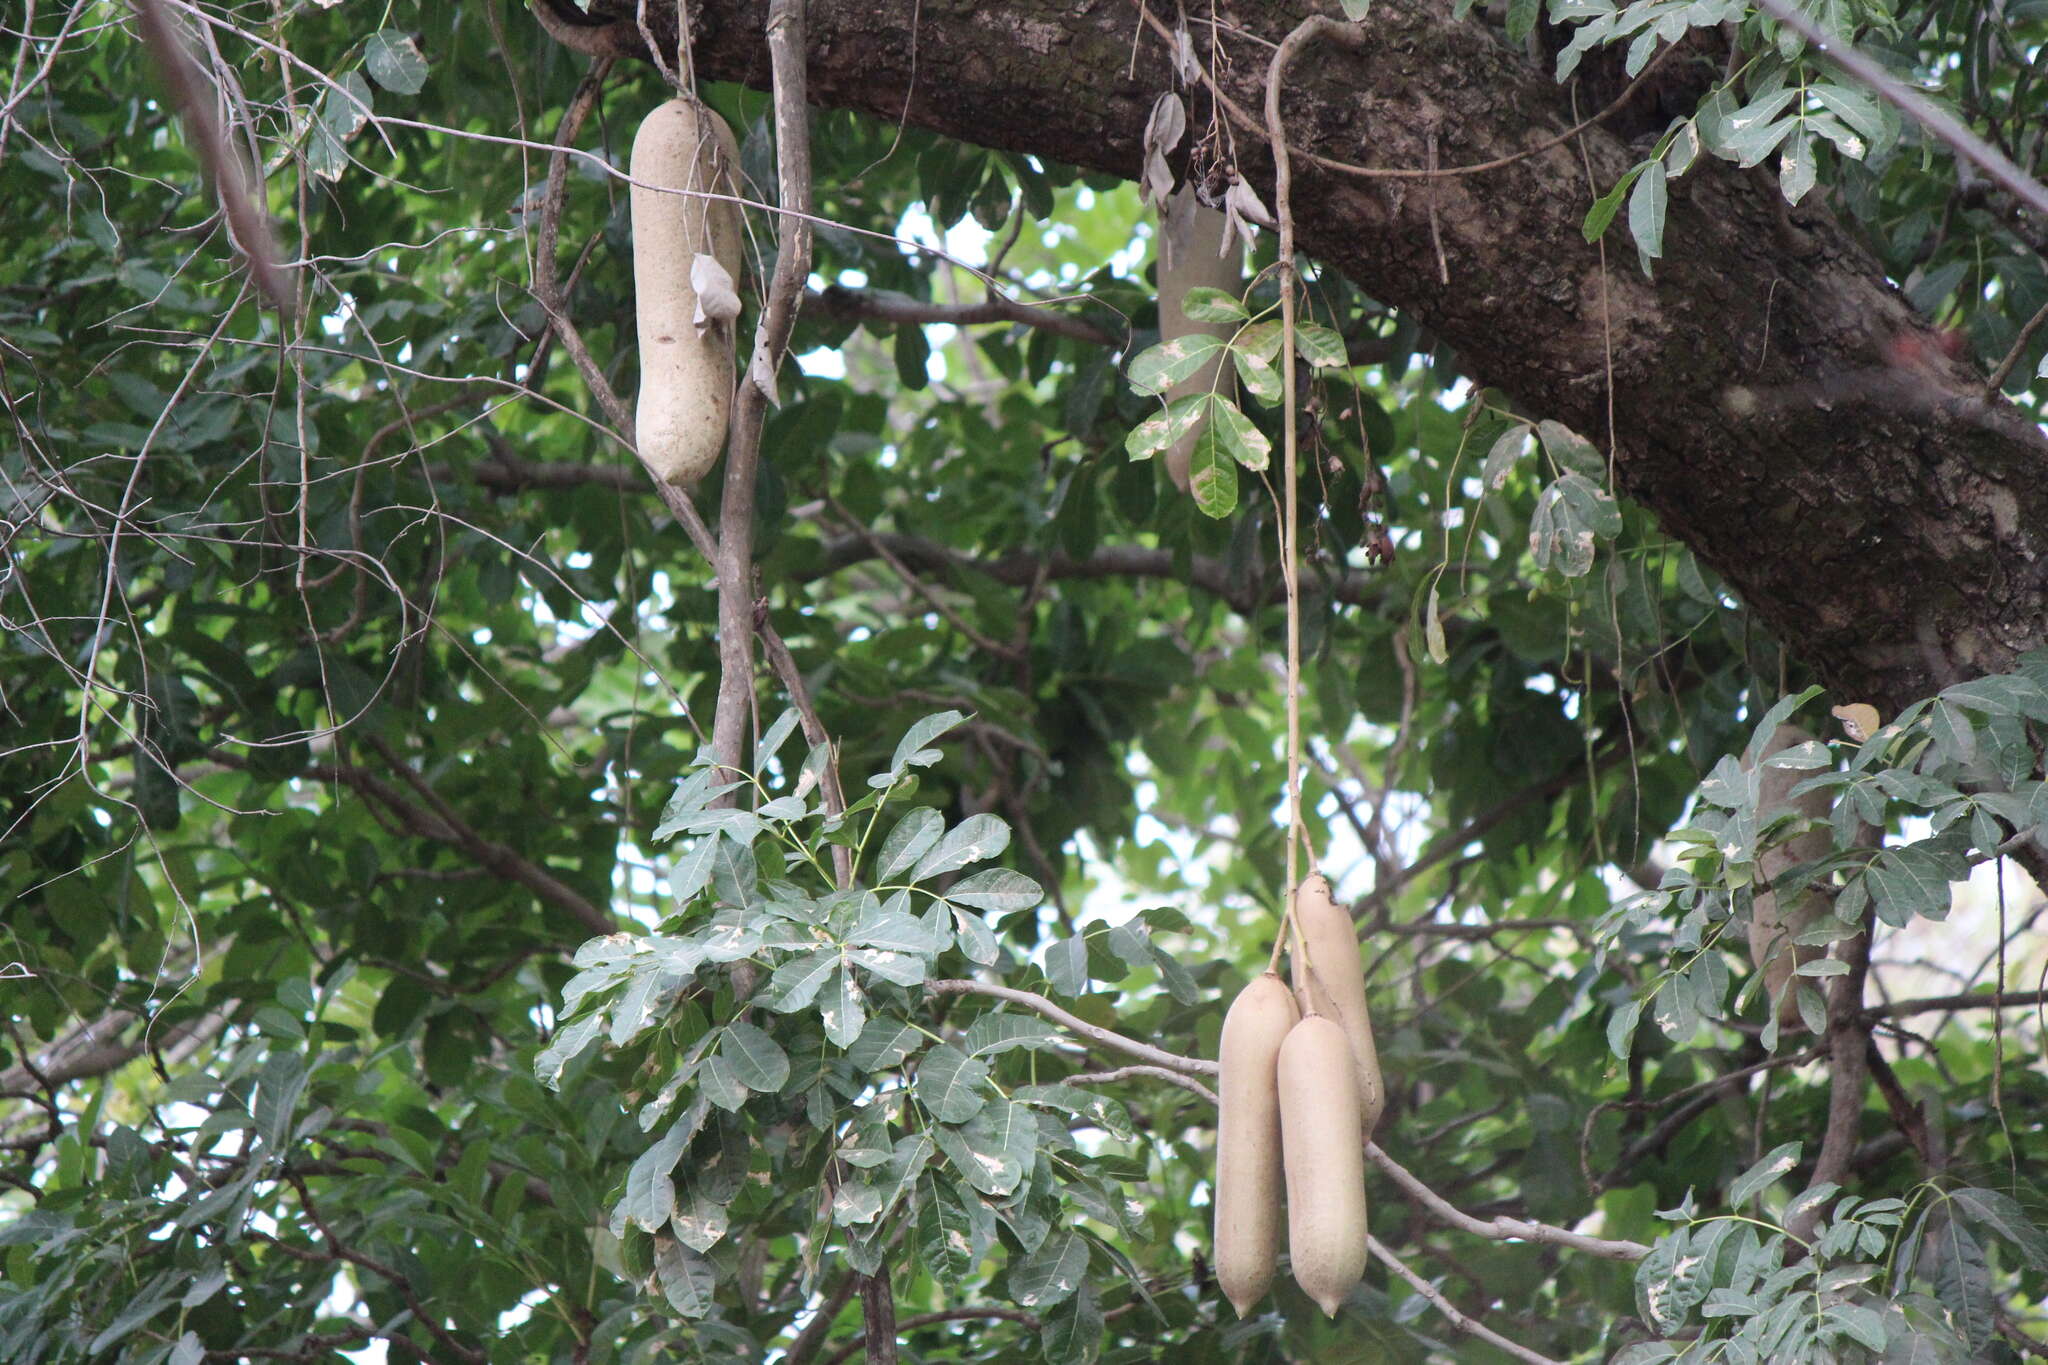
[
  {"xmin": 1069, "ymin": 1064, "xmax": 1219, "ymax": 1104},
  {"xmin": 130, "ymin": 0, "xmax": 291, "ymax": 312},
  {"xmin": 1366, "ymin": 1144, "xmax": 1649, "ymax": 1260},
  {"xmin": 1750, "ymin": 0, "xmax": 2048, "ymax": 221},
  {"xmin": 1984, "ymin": 297, "xmax": 2048, "ymax": 396},
  {"xmin": 808, "ymin": 284, "xmax": 1115, "ymax": 347},
  {"xmin": 925, "ymin": 980, "xmax": 1217, "ymax": 1076},
  {"xmin": 532, "ymin": 58, "xmax": 635, "ymax": 440},
  {"xmin": 827, "ymin": 500, "xmax": 1025, "ymax": 661},
  {"xmin": 1368, "ymin": 1235, "xmax": 1565, "ymax": 1365},
  {"xmin": 711, "ymin": 0, "xmax": 816, "ymax": 791},
  {"xmin": 1866, "ymin": 988, "xmax": 2048, "ymax": 1020}
]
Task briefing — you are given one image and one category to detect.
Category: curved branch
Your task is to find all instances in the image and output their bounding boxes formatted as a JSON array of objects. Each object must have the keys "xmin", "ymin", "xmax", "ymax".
[
  {"xmin": 924, "ymin": 980, "xmax": 1218, "ymax": 1076},
  {"xmin": 1366, "ymin": 1143, "xmax": 1649, "ymax": 1261}
]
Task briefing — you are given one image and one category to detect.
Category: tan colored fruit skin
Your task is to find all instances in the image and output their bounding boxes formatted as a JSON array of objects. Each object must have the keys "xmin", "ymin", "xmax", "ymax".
[
  {"xmin": 1157, "ymin": 186, "xmax": 1240, "ymax": 494},
  {"xmin": 631, "ymin": 98, "xmax": 742, "ymax": 487},
  {"xmin": 1288, "ymin": 874, "xmax": 1384, "ymax": 1137},
  {"xmin": 1278, "ymin": 1013, "xmax": 1368, "ymax": 1317},
  {"xmin": 1747, "ymin": 724, "xmax": 1833, "ymax": 1027},
  {"xmin": 1215, "ymin": 972, "xmax": 1299, "ymax": 1318}
]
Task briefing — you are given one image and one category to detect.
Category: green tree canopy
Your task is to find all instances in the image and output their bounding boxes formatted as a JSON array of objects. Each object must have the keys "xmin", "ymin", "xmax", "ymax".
[{"xmin": 4, "ymin": 2, "xmax": 2048, "ymax": 1362}]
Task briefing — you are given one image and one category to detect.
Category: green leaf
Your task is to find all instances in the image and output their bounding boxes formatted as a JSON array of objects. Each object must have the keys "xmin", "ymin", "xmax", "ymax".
[
  {"xmin": 619, "ymin": 1111, "xmax": 701, "ymax": 1232},
  {"xmin": 1179, "ymin": 286, "xmax": 1245, "ymax": 323},
  {"xmin": 915, "ymin": 1043, "xmax": 991, "ymax": 1123},
  {"xmin": 1483, "ymin": 424, "xmax": 1531, "ymax": 490},
  {"xmin": 1779, "ymin": 128, "xmax": 1817, "ymax": 203},
  {"xmin": 1045, "ymin": 935, "xmax": 1088, "ymax": 995},
  {"xmin": 1628, "ymin": 160, "xmax": 1667, "ymax": 270},
  {"xmin": 1583, "ymin": 163, "xmax": 1646, "ymax": 242},
  {"xmin": 1507, "ymin": 0, "xmax": 1541, "ymax": 43},
  {"xmin": 947, "ymin": 867, "xmax": 1043, "ymax": 913},
  {"xmin": 933, "ymin": 1097, "xmax": 1036, "ymax": 1195},
  {"xmin": 890, "ymin": 710, "xmax": 969, "ymax": 776},
  {"xmin": 847, "ymin": 1016, "xmax": 923, "ymax": 1071},
  {"xmin": 653, "ymin": 1238, "xmax": 717, "ymax": 1316},
  {"xmin": 877, "ymin": 808, "xmax": 944, "ymax": 880},
  {"xmin": 1125, "ymin": 392, "xmax": 1210, "ymax": 461},
  {"xmin": 759, "ymin": 950, "xmax": 839, "ymax": 1013},
  {"xmin": 1949, "ymin": 1187, "xmax": 2048, "ymax": 1273},
  {"xmin": 1294, "ymin": 322, "xmax": 1348, "ymax": 368},
  {"xmin": 911, "ymin": 813, "xmax": 1012, "ymax": 880},
  {"xmin": 1864, "ymin": 843, "xmax": 1963, "ymax": 927},
  {"xmin": 1922, "ymin": 1213, "xmax": 1994, "ymax": 1350},
  {"xmin": 918, "ymin": 1178, "xmax": 983, "ymax": 1288},
  {"xmin": 363, "ymin": 31, "xmax": 429, "ymax": 95},
  {"xmin": 1188, "ymin": 427, "xmax": 1238, "ymax": 518},
  {"xmin": 1730, "ymin": 1141, "xmax": 1801, "ymax": 1205},
  {"xmin": 1607, "ymin": 998, "xmax": 1642, "ymax": 1059},
  {"xmin": 1209, "ymin": 396, "xmax": 1270, "ymax": 470},
  {"xmin": 1129, "ymin": 334, "xmax": 1227, "ymax": 396},
  {"xmin": 822, "ymin": 966, "xmax": 868, "ymax": 1047},
  {"xmin": 1529, "ymin": 471, "xmax": 1621, "ymax": 576},
  {"xmin": 1824, "ymin": 1303, "xmax": 1887, "ymax": 1351},
  {"xmin": 1009, "ymin": 1229, "xmax": 1090, "ymax": 1309},
  {"xmin": 963, "ymin": 1013, "xmax": 1062, "ymax": 1057},
  {"xmin": 1042, "ymin": 1277, "xmax": 1105, "ymax": 1364},
  {"xmin": 950, "ymin": 906, "xmax": 1002, "ymax": 965},
  {"xmin": 720, "ymin": 1020, "xmax": 790, "ymax": 1091}
]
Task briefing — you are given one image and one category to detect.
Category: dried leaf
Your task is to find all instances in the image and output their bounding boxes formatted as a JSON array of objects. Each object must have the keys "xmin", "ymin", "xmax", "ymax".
[
  {"xmin": 1831, "ymin": 703, "xmax": 1880, "ymax": 742},
  {"xmin": 1141, "ymin": 93, "xmax": 1186, "ymax": 211},
  {"xmin": 691, "ymin": 253, "xmax": 741, "ymax": 330}
]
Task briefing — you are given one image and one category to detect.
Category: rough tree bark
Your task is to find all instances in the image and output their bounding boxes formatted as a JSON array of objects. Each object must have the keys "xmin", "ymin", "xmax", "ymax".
[{"xmin": 535, "ymin": 0, "xmax": 2048, "ymax": 722}]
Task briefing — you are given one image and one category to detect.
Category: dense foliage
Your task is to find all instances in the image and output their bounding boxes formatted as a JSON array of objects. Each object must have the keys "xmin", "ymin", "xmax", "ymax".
[{"xmin": 3, "ymin": 2, "xmax": 2046, "ymax": 1362}]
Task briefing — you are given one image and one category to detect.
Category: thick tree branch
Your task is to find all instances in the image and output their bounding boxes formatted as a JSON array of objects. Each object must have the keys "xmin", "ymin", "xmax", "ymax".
[
  {"xmin": 821, "ymin": 1308, "xmax": 1038, "ymax": 1365},
  {"xmin": 1788, "ymin": 910, "xmax": 1876, "ymax": 1243},
  {"xmin": 307, "ymin": 742, "xmax": 616, "ymax": 937},
  {"xmin": 1866, "ymin": 988, "xmax": 2048, "ymax": 1021},
  {"xmin": 712, "ymin": 0, "xmax": 817, "ymax": 791},
  {"xmin": 568, "ymin": 0, "xmax": 2048, "ymax": 720}
]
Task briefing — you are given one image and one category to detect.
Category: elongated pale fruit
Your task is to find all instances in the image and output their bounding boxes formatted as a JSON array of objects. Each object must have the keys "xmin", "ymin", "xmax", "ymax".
[
  {"xmin": 1157, "ymin": 185, "xmax": 1241, "ymax": 494},
  {"xmin": 1278, "ymin": 1013, "xmax": 1368, "ymax": 1316},
  {"xmin": 1214, "ymin": 971, "xmax": 1299, "ymax": 1318},
  {"xmin": 631, "ymin": 97, "xmax": 742, "ymax": 487},
  {"xmin": 1288, "ymin": 874, "xmax": 1384, "ymax": 1138},
  {"xmin": 1746, "ymin": 724, "xmax": 1832, "ymax": 1027}
]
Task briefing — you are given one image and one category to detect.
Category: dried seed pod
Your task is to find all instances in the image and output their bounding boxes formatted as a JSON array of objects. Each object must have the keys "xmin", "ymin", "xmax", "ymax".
[
  {"xmin": 631, "ymin": 97, "xmax": 743, "ymax": 487},
  {"xmin": 1157, "ymin": 185, "xmax": 1240, "ymax": 493},
  {"xmin": 1214, "ymin": 971, "xmax": 1299, "ymax": 1317},
  {"xmin": 1278, "ymin": 1013, "xmax": 1367, "ymax": 1316},
  {"xmin": 1747, "ymin": 724, "xmax": 1833, "ymax": 1027},
  {"xmin": 1288, "ymin": 874, "xmax": 1384, "ymax": 1138}
]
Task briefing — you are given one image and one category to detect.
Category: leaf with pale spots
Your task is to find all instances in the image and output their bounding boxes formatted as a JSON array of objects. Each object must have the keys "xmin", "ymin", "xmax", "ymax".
[
  {"xmin": 914, "ymin": 1042, "xmax": 989, "ymax": 1123},
  {"xmin": 1008, "ymin": 1229, "xmax": 1090, "ymax": 1309},
  {"xmin": 1128, "ymin": 334, "xmax": 1227, "ymax": 397},
  {"xmin": 821, "ymin": 965, "xmax": 866, "ymax": 1048}
]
